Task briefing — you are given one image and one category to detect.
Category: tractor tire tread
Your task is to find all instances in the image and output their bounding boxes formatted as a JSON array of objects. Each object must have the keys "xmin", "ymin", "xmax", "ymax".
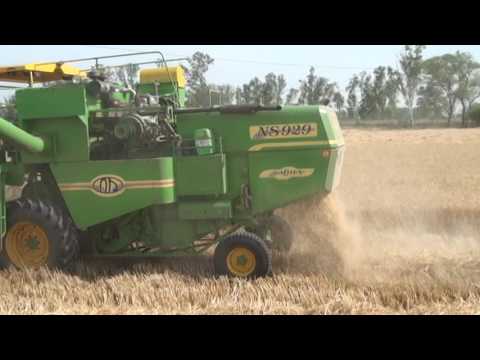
[
  {"xmin": 214, "ymin": 231, "xmax": 272, "ymax": 279},
  {"xmin": 1, "ymin": 198, "xmax": 79, "ymax": 270}
]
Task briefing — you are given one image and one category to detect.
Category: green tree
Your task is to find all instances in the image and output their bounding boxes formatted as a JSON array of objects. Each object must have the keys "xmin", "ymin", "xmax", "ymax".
[
  {"xmin": 184, "ymin": 52, "xmax": 214, "ymax": 107},
  {"xmin": 240, "ymin": 82, "xmax": 254, "ymax": 104},
  {"xmin": 346, "ymin": 74, "xmax": 360, "ymax": 122},
  {"xmin": 248, "ymin": 77, "xmax": 264, "ymax": 105},
  {"xmin": 371, "ymin": 66, "xmax": 388, "ymax": 117},
  {"xmin": 235, "ymin": 87, "xmax": 244, "ymax": 105},
  {"xmin": 298, "ymin": 67, "xmax": 337, "ymax": 105},
  {"xmin": 469, "ymin": 103, "xmax": 480, "ymax": 126},
  {"xmin": 422, "ymin": 54, "xmax": 461, "ymax": 126},
  {"xmin": 397, "ymin": 45, "xmax": 427, "ymax": 127},
  {"xmin": 417, "ymin": 82, "xmax": 448, "ymax": 120},
  {"xmin": 453, "ymin": 51, "xmax": 480, "ymax": 126},
  {"xmin": 467, "ymin": 72, "xmax": 480, "ymax": 115},
  {"xmin": 298, "ymin": 67, "xmax": 317, "ymax": 104},
  {"xmin": 333, "ymin": 92, "xmax": 345, "ymax": 114},
  {"xmin": 236, "ymin": 77, "xmax": 260, "ymax": 104},
  {"xmin": 352, "ymin": 67, "xmax": 400, "ymax": 121},
  {"xmin": 259, "ymin": 73, "xmax": 287, "ymax": 105},
  {"xmin": 237, "ymin": 73, "xmax": 288, "ymax": 105},
  {"xmin": 112, "ymin": 63, "xmax": 140, "ymax": 87},
  {"xmin": 222, "ymin": 85, "xmax": 236, "ymax": 105},
  {"xmin": 276, "ymin": 75, "xmax": 287, "ymax": 105},
  {"xmin": 384, "ymin": 67, "xmax": 402, "ymax": 119},
  {"xmin": 208, "ymin": 84, "xmax": 235, "ymax": 105},
  {"xmin": 358, "ymin": 72, "xmax": 376, "ymax": 119},
  {"xmin": 0, "ymin": 95, "xmax": 16, "ymax": 121},
  {"xmin": 261, "ymin": 73, "xmax": 279, "ymax": 105},
  {"xmin": 285, "ymin": 88, "xmax": 299, "ymax": 105}
]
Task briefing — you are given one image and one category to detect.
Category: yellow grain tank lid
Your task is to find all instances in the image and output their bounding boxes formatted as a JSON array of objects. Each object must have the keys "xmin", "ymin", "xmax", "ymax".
[
  {"xmin": 0, "ymin": 63, "xmax": 86, "ymax": 84},
  {"xmin": 139, "ymin": 66, "xmax": 186, "ymax": 88}
]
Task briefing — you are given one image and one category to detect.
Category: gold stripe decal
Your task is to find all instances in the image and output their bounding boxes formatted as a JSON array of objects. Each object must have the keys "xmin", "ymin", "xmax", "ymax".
[
  {"xmin": 249, "ymin": 140, "xmax": 338, "ymax": 152},
  {"xmin": 59, "ymin": 175, "xmax": 174, "ymax": 198}
]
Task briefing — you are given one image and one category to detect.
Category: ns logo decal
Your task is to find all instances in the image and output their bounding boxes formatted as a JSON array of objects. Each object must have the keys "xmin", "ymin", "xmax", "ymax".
[
  {"xmin": 91, "ymin": 175, "xmax": 126, "ymax": 197},
  {"xmin": 250, "ymin": 123, "xmax": 318, "ymax": 140}
]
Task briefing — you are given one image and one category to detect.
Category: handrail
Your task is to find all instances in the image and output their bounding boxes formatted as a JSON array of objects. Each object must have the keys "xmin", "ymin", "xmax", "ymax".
[
  {"xmin": 33, "ymin": 51, "xmax": 182, "ymax": 106},
  {"xmin": 82, "ymin": 58, "xmax": 188, "ymax": 72}
]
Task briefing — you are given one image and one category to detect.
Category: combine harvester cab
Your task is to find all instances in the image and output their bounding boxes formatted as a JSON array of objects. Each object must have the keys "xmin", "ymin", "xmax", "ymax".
[{"xmin": 0, "ymin": 53, "xmax": 345, "ymax": 279}]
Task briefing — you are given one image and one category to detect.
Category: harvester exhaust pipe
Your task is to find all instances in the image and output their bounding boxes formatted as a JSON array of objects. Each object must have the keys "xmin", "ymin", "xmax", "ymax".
[{"xmin": 0, "ymin": 117, "xmax": 45, "ymax": 153}]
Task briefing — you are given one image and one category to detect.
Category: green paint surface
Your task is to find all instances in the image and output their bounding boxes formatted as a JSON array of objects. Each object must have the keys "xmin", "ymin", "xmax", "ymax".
[
  {"xmin": 50, "ymin": 158, "xmax": 175, "ymax": 229},
  {"xmin": 175, "ymin": 154, "xmax": 227, "ymax": 196}
]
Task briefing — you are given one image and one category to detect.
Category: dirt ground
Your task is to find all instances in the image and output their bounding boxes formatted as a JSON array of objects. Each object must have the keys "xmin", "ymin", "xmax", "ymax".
[{"xmin": 1, "ymin": 127, "xmax": 480, "ymax": 315}]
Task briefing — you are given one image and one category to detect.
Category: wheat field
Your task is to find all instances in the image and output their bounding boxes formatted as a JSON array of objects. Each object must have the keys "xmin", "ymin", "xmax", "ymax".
[{"xmin": 1, "ymin": 127, "xmax": 480, "ymax": 315}]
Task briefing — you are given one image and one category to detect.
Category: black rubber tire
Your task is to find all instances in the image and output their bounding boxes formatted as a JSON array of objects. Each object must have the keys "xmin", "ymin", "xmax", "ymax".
[
  {"xmin": 214, "ymin": 232, "xmax": 272, "ymax": 279},
  {"xmin": 269, "ymin": 215, "xmax": 294, "ymax": 253},
  {"xmin": 0, "ymin": 198, "xmax": 80, "ymax": 270}
]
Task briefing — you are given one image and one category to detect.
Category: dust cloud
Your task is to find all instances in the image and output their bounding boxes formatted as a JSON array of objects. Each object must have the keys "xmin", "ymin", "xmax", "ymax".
[{"xmin": 275, "ymin": 129, "xmax": 480, "ymax": 286}]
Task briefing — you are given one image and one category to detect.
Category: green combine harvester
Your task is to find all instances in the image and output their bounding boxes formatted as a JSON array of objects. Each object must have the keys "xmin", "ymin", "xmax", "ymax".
[{"xmin": 0, "ymin": 52, "xmax": 345, "ymax": 278}]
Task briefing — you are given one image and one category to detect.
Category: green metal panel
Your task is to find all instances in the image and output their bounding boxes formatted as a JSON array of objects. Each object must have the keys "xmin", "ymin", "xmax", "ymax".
[
  {"xmin": 50, "ymin": 157, "xmax": 175, "ymax": 229},
  {"xmin": 178, "ymin": 201, "xmax": 232, "ymax": 220},
  {"xmin": 20, "ymin": 117, "xmax": 89, "ymax": 163},
  {"xmin": 15, "ymin": 84, "xmax": 90, "ymax": 163},
  {"xmin": 143, "ymin": 204, "xmax": 229, "ymax": 250},
  {"xmin": 16, "ymin": 85, "xmax": 88, "ymax": 123},
  {"xmin": 111, "ymin": 90, "xmax": 131, "ymax": 104},
  {"xmin": 154, "ymin": 220, "xmax": 195, "ymax": 249},
  {"xmin": 144, "ymin": 205, "xmax": 198, "ymax": 249},
  {"xmin": 175, "ymin": 154, "xmax": 227, "ymax": 196},
  {"xmin": 4, "ymin": 163, "xmax": 25, "ymax": 186},
  {"xmin": 248, "ymin": 149, "xmax": 331, "ymax": 214}
]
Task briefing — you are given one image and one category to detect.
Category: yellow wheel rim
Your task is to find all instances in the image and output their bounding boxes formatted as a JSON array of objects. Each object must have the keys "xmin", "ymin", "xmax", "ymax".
[
  {"xmin": 226, "ymin": 247, "xmax": 256, "ymax": 277},
  {"xmin": 5, "ymin": 222, "xmax": 49, "ymax": 268}
]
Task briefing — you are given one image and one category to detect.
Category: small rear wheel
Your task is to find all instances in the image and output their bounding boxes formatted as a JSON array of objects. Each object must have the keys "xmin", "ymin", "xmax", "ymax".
[{"xmin": 214, "ymin": 232, "xmax": 272, "ymax": 279}]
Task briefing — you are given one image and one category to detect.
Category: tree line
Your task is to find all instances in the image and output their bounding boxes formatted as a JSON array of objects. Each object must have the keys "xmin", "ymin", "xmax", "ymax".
[
  {"xmin": 184, "ymin": 46, "xmax": 480, "ymax": 128},
  {"xmin": 2, "ymin": 46, "xmax": 480, "ymax": 128}
]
